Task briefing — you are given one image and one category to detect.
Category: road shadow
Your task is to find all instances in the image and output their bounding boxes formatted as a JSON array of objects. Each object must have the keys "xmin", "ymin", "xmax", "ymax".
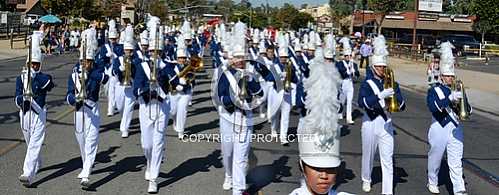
[
  {"xmin": 99, "ymin": 118, "xmax": 140, "ymax": 134},
  {"xmin": 335, "ymin": 161, "xmax": 356, "ymax": 188},
  {"xmin": 85, "ymin": 156, "xmax": 145, "ymax": 190},
  {"xmin": 186, "ymin": 119, "xmax": 219, "ymax": 135},
  {"xmin": 352, "ymin": 109, "xmax": 363, "ymax": 121},
  {"xmin": 158, "ymin": 150, "xmax": 223, "ymax": 188},
  {"xmin": 340, "ymin": 125, "xmax": 351, "ymax": 137},
  {"xmin": 187, "ymin": 105, "xmax": 216, "ymax": 117},
  {"xmin": 191, "ymin": 96, "xmax": 213, "ymax": 106},
  {"xmin": 246, "ymin": 156, "xmax": 292, "ymax": 194},
  {"xmin": 31, "ymin": 146, "xmax": 119, "ymax": 187},
  {"xmin": 371, "ymin": 165, "xmax": 408, "ymax": 190}
]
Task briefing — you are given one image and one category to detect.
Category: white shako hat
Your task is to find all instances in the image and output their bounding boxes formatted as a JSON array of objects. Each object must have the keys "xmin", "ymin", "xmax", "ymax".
[
  {"xmin": 123, "ymin": 25, "xmax": 135, "ymax": 50},
  {"xmin": 293, "ymin": 37, "xmax": 302, "ymax": 52},
  {"xmin": 439, "ymin": 41, "xmax": 455, "ymax": 76},
  {"xmin": 307, "ymin": 31, "xmax": 316, "ymax": 51},
  {"xmin": 176, "ymin": 33, "xmax": 188, "ymax": 58},
  {"xmin": 258, "ymin": 40, "xmax": 266, "ymax": 54},
  {"xmin": 339, "ymin": 36, "xmax": 352, "ymax": 56},
  {"xmin": 277, "ymin": 31, "xmax": 289, "ymax": 57},
  {"xmin": 181, "ymin": 20, "xmax": 192, "ymax": 40},
  {"xmin": 108, "ymin": 19, "xmax": 118, "ymax": 39},
  {"xmin": 232, "ymin": 21, "xmax": 247, "ymax": 57},
  {"xmin": 147, "ymin": 16, "xmax": 163, "ymax": 50},
  {"xmin": 371, "ymin": 35, "xmax": 389, "ymax": 66},
  {"xmin": 252, "ymin": 28, "xmax": 260, "ymax": 44},
  {"xmin": 80, "ymin": 26, "xmax": 98, "ymax": 60},
  {"xmin": 324, "ymin": 33, "xmax": 336, "ymax": 59},
  {"xmin": 300, "ymin": 46, "xmax": 342, "ymax": 168},
  {"xmin": 28, "ymin": 30, "xmax": 43, "ymax": 63},
  {"xmin": 140, "ymin": 30, "xmax": 149, "ymax": 46}
]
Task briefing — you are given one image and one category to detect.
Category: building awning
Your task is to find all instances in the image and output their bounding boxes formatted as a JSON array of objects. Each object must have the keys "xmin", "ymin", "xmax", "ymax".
[
  {"xmin": 25, "ymin": 1, "xmax": 47, "ymax": 16},
  {"xmin": 381, "ymin": 19, "xmax": 473, "ymax": 32}
]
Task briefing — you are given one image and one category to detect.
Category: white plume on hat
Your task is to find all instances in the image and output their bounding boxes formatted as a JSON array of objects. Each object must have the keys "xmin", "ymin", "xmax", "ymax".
[
  {"xmin": 140, "ymin": 30, "xmax": 149, "ymax": 46},
  {"xmin": 29, "ymin": 31, "xmax": 43, "ymax": 63},
  {"xmin": 80, "ymin": 27, "xmax": 98, "ymax": 60},
  {"xmin": 177, "ymin": 33, "xmax": 188, "ymax": 58},
  {"xmin": 108, "ymin": 19, "xmax": 118, "ymax": 39},
  {"xmin": 439, "ymin": 41, "xmax": 455, "ymax": 76},
  {"xmin": 293, "ymin": 38, "xmax": 302, "ymax": 52},
  {"xmin": 258, "ymin": 40, "xmax": 266, "ymax": 54},
  {"xmin": 147, "ymin": 16, "xmax": 163, "ymax": 50},
  {"xmin": 339, "ymin": 36, "xmax": 351, "ymax": 56},
  {"xmin": 302, "ymin": 34, "xmax": 309, "ymax": 50},
  {"xmin": 315, "ymin": 32, "xmax": 322, "ymax": 47},
  {"xmin": 278, "ymin": 32, "xmax": 288, "ymax": 57},
  {"xmin": 371, "ymin": 35, "xmax": 389, "ymax": 66},
  {"xmin": 232, "ymin": 21, "xmax": 247, "ymax": 57},
  {"xmin": 180, "ymin": 20, "xmax": 192, "ymax": 40},
  {"xmin": 252, "ymin": 28, "xmax": 260, "ymax": 44},
  {"xmin": 307, "ymin": 31, "xmax": 316, "ymax": 51},
  {"xmin": 123, "ymin": 25, "xmax": 135, "ymax": 50},
  {"xmin": 300, "ymin": 46, "xmax": 342, "ymax": 168},
  {"xmin": 324, "ymin": 34, "xmax": 336, "ymax": 59}
]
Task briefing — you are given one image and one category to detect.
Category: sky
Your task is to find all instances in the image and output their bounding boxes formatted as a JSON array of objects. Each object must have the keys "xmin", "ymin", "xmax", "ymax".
[{"xmin": 234, "ymin": 0, "xmax": 329, "ymax": 8}]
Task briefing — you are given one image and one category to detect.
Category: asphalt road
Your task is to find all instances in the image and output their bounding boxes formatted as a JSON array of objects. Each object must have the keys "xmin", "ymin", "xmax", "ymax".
[
  {"xmin": 0, "ymin": 53, "xmax": 497, "ymax": 195},
  {"xmin": 459, "ymin": 56, "xmax": 499, "ymax": 75}
]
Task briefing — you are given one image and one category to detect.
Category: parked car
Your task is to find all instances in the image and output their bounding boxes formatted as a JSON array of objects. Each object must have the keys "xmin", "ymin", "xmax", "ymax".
[{"xmin": 441, "ymin": 34, "xmax": 480, "ymax": 56}]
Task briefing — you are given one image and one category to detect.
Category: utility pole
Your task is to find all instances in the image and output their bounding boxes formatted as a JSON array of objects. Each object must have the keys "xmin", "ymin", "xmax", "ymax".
[{"xmin": 412, "ymin": 0, "xmax": 419, "ymax": 59}]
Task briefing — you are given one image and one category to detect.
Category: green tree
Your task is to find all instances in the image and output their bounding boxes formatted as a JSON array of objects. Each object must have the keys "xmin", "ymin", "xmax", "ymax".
[
  {"xmin": 469, "ymin": 0, "xmax": 499, "ymax": 43},
  {"xmin": 368, "ymin": 0, "xmax": 407, "ymax": 34}
]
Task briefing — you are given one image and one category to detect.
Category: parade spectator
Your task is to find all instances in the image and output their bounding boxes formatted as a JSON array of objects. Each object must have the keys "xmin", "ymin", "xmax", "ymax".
[{"xmin": 359, "ymin": 39, "xmax": 372, "ymax": 68}]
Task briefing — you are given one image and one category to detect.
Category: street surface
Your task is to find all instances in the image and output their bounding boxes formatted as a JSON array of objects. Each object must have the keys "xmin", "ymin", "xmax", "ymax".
[{"xmin": 0, "ymin": 53, "xmax": 497, "ymax": 195}]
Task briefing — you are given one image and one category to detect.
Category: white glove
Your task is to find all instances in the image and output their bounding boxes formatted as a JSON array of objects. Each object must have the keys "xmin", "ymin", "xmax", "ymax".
[
  {"xmin": 179, "ymin": 77, "xmax": 187, "ymax": 85},
  {"xmin": 280, "ymin": 72, "xmax": 287, "ymax": 81},
  {"xmin": 175, "ymin": 85, "xmax": 184, "ymax": 92},
  {"xmin": 378, "ymin": 88, "xmax": 395, "ymax": 99},
  {"xmin": 119, "ymin": 65, "xmax": 125, "ymax": 71},
  {"xmin": 449, "ymin": 91, "xmax": 463, "ymax": 101}
]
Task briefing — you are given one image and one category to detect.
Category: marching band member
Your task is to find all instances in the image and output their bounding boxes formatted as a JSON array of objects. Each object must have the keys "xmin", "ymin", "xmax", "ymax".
[
  {"xmin": 267, "ymin": 32, "xmax": 298, "ymax": 146},
  {"xmin": 134, "ymin": 16, "xmax": 175, "ymax": 193},
  {"xmin": 304, "ymin": 32, "xmax": 316, "ymax": 61},
  {"xmin": 336, "ymin": 37, "xmax": 359, "ymax": 124},
  {"xmin": 66, "ymin": 25, "xmax": 109, "ymax": 188},
  {"xmin": 169, "ymin": 32, "xmax": 193, "ymax": 139},
  {"xmin": 427, "ymin": 51, "xmax": 441, "ymax": 87},
  {"xmin": 217, "ymin": 21, "xmax": 264, "ymax": 195},
  {"xmin": 16, "ymin": 26, "xmax": 54, "ymax": 187},
  {"xmin": 112, "ymin": 24, "xmax": 135, "ymax": 138},
  {"xmin": 104, "ymin": 20, "xmax": 121, "ymax": 117},
  {"xmin": 249, "ymin": 28, "xmax": 260, "ymax": 60},
  {"xmin": 426, "ymin": 41, "xmax": 470, "ymax": 195},
  {"xmin": 291, "ymin": 45, "xmax": 352, "ymax": 195},
  {"xmin": 358, "ymin": 35, "xmax": 405, "ymax": 195}
]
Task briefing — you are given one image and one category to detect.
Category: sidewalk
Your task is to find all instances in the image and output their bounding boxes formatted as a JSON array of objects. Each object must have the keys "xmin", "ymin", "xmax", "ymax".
[
  {"xmin": 0, "ymin": 39, "xmax": 26, "ymax": 61},
  {"xmin": 384, "ymin": 56, "xmax": 499, "ymax": 115}
]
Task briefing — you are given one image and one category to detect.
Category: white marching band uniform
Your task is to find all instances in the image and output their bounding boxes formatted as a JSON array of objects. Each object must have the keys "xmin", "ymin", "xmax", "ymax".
[
  {"xmin": 426, "ymin": 42, "xmax": 469, "ymax": 195},
  {"xmin": 358, "ymin": 35, "xmax": 405, "ymax": 195},
  {"xmin": 15, "ymin": 30, "xmax": 54, "ymax": 186},
  {"xmin": 336, "ymin": 37, "xmax": 359, "ymax": 124},
  {"xmin": 66, "ymin": 26, "xmax": 108, "ymax": 187},
  {"xmin": 217, "ymin": 21, "xmax": 264, "ymax": 195}
]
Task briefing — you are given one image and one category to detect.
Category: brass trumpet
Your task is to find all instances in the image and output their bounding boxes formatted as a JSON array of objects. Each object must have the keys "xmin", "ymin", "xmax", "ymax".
[
  {"xmin": 384, "ymin": 67, "xmax": 400, "ymax": 112},
  {"xmin": 451, "ymin": 79, "xmax": 471, "ymax": 121},
  {"xmin": 122, "ymin": 50, "xmax": 132, "ymax": 87},
  {"xmin": 178, "ymin": 55, "xmax": 204, "ymax": 84}
]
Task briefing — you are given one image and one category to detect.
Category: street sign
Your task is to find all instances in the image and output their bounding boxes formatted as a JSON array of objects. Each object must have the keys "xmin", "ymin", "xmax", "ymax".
[
  {"xmin": 419, "ymin": 0, "xmax": 443, "ymax": 12},
  {"xmin": 1, "ymin": 13, "xmax": 7, "ymax": 24}
]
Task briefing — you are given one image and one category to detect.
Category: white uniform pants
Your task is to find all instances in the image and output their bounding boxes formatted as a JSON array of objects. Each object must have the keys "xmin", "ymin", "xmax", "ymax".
[
  {"xmin": 220, "ymin": 116, "xmax": 252, "ymax": 195},
  {"xmin": 74, "ymin": 103, "xmax": 100, "ymax": 179},
  {"xmin": 107, "ymin": 75, "xmax": 118, "ymax": 115},
  {"xmin": 19, "ymin": 109, "xmax": 46, "ymax": 179},
  {"xmin": 139, "ymin": 98, "xmax": 169, "ymax": 181},
  {"xmin": 270, "ymin": 91, "xmax": 291, "ymax": 142},
  {"xmin": 428, "ymin": 119, "xmax": 465, "ymax": 193},
  {"xmin": 115, "ymin": 85, "xmax": 136, "ymax": 134},
  {"xmin": 169, "ymin": 92, "xmax": 191, "ymax": 133},
  {"xmin": 361, "ymin": 115, "xmax": 394, "ymax": 195},
  {"xmin": 340, "ymin": 79, "xmax": 354, "ymax": 122}
]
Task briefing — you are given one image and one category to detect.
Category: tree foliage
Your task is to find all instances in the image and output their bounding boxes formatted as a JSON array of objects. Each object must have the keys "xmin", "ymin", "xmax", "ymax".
[
  {"xmin": 367, "ymin": 0, "xmax": 407, "ymax": 33},
  {"xmin": 469, "ymin": 0, "xmax": 499, "ymax": 37}
]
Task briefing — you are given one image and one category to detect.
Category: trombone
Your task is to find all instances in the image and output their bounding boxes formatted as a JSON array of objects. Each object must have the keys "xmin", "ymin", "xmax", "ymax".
[
  {"xmin": 75, "ymin": 34, "xmax": 87, "ymax": 133},
  {"xmin": 451, "ymin": 79, "xmax": 471, "ymax": 121},
  {"xmin": 148, "ymin": 26, "xmax": 160, "ymax": 121},
  {"xmin": 21, "ymin": 37, "xmax": 33, "ymax": 131},
  {"xmin": 283, "ymin": 60, "xmax": 292, "ymax": 92},
  {"xmin": 384, "ymin": 67, "xmax": 400, "ymax": 112}
]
